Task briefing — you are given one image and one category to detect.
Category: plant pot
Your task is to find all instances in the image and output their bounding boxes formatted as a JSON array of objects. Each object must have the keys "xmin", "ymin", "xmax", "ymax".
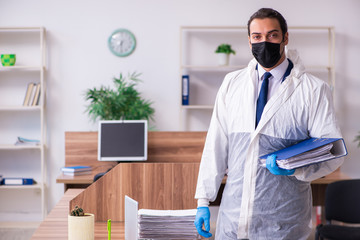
[
  {"xmin": 68, "ymin": 213, "xmax": 94, "ymax": 240},
  {"xmin": 217, "ymin": 53, "xmax": 230, "ymax": 66},
  {"xmin": 1, "ymin": 54, "xmax": 16, "ymax": 66}
]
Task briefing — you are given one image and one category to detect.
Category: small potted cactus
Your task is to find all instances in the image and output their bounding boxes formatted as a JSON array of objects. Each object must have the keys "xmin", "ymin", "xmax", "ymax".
[
  {"xmin": 70, "ymin": 205, "xmax": 85, "ymax": 216},
  {"xmin": 68, "ymin": 206, "xmax": 94, "ymax": 240}
]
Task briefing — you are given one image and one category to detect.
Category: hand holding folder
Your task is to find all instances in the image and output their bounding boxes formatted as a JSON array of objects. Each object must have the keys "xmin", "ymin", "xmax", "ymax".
[
  {"xmin": 266, "ymin": 154, "xmax": 295, "ymax": 175},
  {"xmin": 260, "ymin": 138, "xmax": 347, "ymax": 170}
]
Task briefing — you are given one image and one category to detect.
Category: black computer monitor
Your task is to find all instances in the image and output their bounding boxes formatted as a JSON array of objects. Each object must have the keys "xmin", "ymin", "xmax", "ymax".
[{"xmin": 98, "ymin": 120, "xmax": 148, "ymax": 161}]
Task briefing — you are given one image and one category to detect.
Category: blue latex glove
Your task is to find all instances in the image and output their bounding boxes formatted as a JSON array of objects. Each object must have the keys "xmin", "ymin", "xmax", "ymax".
[
  {"xmin": 194, "ymin": 207, "xmax": 212, "ymax": 238},
  {"xmin": 266, "ymin": 154, "xmax": 295, "ymax": 175}
]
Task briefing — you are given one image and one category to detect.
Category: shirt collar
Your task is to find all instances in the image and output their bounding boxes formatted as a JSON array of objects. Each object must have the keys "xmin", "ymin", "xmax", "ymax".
[{"xmin": 258, "ymin": 59, "xmax": 289, "ymax": 82}]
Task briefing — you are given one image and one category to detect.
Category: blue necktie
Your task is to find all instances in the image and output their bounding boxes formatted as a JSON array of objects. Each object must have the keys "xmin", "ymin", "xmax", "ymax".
[{"xmin": 256, "ymin": 72, "xmax": 272, "ymax": 128}]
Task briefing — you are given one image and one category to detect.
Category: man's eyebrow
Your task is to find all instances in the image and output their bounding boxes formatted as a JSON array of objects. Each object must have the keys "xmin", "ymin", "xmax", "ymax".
[
  {"xmin": 267, "ymin": 29, "xmax": 280, "ymax": 34},
  {"xmin": 251, "ymin": 29, "xmax": 280, "ymax": 35}
]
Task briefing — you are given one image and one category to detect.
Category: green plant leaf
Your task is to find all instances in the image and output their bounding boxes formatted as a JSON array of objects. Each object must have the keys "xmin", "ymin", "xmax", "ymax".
[
  {"xmin": 84, "ymin": 71, "xmax": 155, "ymax": 124},
  {"xmin": 215, "ymin": 43, "xmax": 236, "ymax": 55}
]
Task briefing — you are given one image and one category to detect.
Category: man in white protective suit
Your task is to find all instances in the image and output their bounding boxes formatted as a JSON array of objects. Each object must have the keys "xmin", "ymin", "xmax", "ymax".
[{"xmin": 194, "ymin": 8, "xmax": 343, "ymax": 240}]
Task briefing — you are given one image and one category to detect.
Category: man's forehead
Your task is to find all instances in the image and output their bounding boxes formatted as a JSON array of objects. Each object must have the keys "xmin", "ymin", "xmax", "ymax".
[{"xmin": 249, "ymin": 18, "xmax": 281, "ymax": 33}]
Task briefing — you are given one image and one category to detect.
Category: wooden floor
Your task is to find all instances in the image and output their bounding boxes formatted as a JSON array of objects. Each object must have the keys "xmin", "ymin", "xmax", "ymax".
[{"xmin": 31, "ymin": 189, "xmax": 125, "ymax": 240}]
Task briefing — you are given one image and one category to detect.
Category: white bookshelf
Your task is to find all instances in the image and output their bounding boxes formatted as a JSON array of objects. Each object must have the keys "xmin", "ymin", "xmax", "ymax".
[
  {"xmin": 180, "ymin": 26, "xmax": 335, "ymax": 130},
  {"xmin": 0, "ymin": 27, "xmax": 47, "ymax": 222}
]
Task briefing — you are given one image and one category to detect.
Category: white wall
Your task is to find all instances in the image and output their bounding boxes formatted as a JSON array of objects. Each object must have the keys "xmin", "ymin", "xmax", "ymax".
[{"xmin": 0, "ymin": 0, "xmax": 359, "ymax": 215}]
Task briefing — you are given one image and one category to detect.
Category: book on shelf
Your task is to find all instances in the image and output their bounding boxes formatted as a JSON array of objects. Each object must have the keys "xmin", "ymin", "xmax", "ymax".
[
  {"xmin": 23, "ymin": 82, "xmax": 35, "ymax": 106},
  {"xmin": 61, "ymin": 165, "xmax": 92, "ymax": 173},
  {"xmin": 28, "ymin": 83, "xmax": 37, "ymax": 106},
  {"xmin": 259, "ymin": 138, "xmax": 347, "ymax": 170},
  {"xmin": 1, "ymin": 178, "xmax": 36, "ymax": 185},
  {"xmin": 31, "ymin": 83, "xmax": 41, "ymax": 106},
  {"xmin": 63, "ymin": 170, "xmax": 92, "ymax": 176},
  {"xmin": 15, "ymin": 136, "xmax": 40, "ymax": 146},
  {"xmin": 23, "ymin": 82, "xmax": 41, "ymax": 106}
]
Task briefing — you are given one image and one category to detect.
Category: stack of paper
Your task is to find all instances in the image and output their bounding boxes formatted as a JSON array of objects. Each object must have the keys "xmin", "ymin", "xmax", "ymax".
[
  {"xmin": 138, "ymin": 209, "xmax": 200, "ymax": 240},
  {"xmin": 260, "ymin": 138, "xmax": 347, "ymax": 170},
  {"xmin": 276, "ymin": 143, "xmax": 334, "ymax": 169}
]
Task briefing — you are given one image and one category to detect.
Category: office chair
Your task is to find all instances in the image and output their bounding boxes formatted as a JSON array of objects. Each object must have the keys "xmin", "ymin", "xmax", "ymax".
[
  {"xmin": 315, "ymin": 179, "xmax": 360, "ymax": 240},
  {"xmin": 93, "ymin": 168, "xmax": 112, "ymax": 182}
]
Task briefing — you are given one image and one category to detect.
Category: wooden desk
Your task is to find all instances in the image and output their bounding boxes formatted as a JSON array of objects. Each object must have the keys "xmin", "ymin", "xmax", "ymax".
[
  {"xmin": 57, "ymin": 167, "xmax": 349, "ymax": 207},
  {"xmin": 212, "ymin": 169, "xmax": 349, "ymax": 206},
  {"xmin": 38, "ymin": 172, "xmax": 349, "ymax": 239},
  {"xmin": 57, "ymin": 131, "xmax": 207, "ymax": 191},
  {"xmin": 57, "ymin": 132, "xmax": 349, "ymax": 209},
  {"xmin": 31, "ymin": 189, "xmax": 125, "ymax": 240}
]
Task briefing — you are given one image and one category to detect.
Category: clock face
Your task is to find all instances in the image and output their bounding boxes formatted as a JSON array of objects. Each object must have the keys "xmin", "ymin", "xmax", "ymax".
[{"xmin": 108, "ymin": 29, "xmax": 136, "ymax": 57}]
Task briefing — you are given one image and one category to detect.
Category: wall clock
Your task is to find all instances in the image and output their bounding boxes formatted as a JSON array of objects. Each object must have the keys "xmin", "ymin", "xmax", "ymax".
[{"xmin": 108, "ymin": 29, "xmax": 136, "ymax": 57}]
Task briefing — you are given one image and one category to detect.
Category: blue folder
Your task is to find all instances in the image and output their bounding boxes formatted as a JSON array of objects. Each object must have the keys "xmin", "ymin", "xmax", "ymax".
[
  {"xmin": 2, "ymin": 178, "xmax": 35, "ymax": 185},
  {"xmin": 260, "ymin": 138, "xmax": 348, "ymax": 169},
  {"xmin": 182, "ymin": 75, "xmax": 189, "ymax": 105}
]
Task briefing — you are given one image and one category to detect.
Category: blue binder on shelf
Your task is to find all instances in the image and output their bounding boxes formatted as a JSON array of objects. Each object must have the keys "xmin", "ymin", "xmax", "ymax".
[
  {"xmin": 260, "ymin": 138, "xmax": 347, "ymax": 170},
  {"xmin": 1, "ymin": 178, "xmax": 35, "ymax": 185},
  {"xmin": 182, "ymin": 75, "xmax": 189, "ymax": 105}
]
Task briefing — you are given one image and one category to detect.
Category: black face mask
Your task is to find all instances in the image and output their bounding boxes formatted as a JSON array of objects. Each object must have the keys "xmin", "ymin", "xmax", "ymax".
[{"xmin": 251, "ymin": 41, "xmax": 282, "ymax": 68}]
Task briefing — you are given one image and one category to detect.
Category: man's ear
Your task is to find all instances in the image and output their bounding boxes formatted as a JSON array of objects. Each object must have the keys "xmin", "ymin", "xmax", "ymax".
[
  {"xmin": 248, "ymin": 36, "xmax": 252, "ymax": 49},
  {"xmin": 283, "ymin": 32, "xmax": 289, "ymax": 45}
]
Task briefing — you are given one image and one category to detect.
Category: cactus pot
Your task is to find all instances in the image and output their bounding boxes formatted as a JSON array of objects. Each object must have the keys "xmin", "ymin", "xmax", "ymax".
[{"xmin": 68, "ymin": 213, "xmax": 94, "ymax": 240}]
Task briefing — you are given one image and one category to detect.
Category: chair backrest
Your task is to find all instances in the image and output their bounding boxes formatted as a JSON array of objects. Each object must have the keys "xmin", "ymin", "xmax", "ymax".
[{"xmin": 325, "ymin": 179, "xmax": 360, "ymax": 223}]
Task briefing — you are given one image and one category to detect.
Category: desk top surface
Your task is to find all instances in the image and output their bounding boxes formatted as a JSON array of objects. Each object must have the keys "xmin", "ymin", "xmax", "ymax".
[
  {"xmin": 57, "ymin": 172, "xmax": 98, "ymax": 184},
  {"xmin": 57, "ymin": 167, "xmax": 349, "ymax": 185},
  {"xmin": 31, "ymin": 189, "xmax": 125, "ymax": 240}
]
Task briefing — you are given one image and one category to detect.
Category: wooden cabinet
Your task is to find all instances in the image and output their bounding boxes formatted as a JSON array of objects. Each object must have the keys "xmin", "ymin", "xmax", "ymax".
[
  {"xmin": 0, "ymin": 27, "xmax": 47, "ymax": 223},
  {"xmin": 62, "ymin": 131, "xmax": 206, "ymax": 222}
]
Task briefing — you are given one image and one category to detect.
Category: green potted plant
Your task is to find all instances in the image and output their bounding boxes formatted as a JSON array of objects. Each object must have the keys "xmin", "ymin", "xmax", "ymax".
[
  {"xmin": 84, "ymin": 72, "xmax": 155, "ymax": 125},
  {"xmin": 68, "ymin": 206, "xmax": 94, "ymax": 240},
  {"xmin": 215, "ymin": 43, "xmax": 236, "ymax": 66}
]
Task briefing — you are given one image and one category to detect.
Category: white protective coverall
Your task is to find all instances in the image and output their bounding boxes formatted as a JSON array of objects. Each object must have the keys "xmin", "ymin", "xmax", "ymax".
[{"xmin": 195, "ymin": 49, "xmax": 343, "ymax": 240}]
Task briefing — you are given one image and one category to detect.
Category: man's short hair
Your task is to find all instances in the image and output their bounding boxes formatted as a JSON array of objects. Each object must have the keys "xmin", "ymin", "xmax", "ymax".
[{"xmin": 247, "ymin": 8, "xmax": 288, "ymax": 37}]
